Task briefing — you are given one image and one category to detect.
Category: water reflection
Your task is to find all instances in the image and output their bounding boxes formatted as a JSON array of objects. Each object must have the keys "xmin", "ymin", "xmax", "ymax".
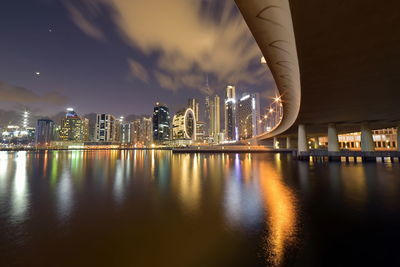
[
  {"xmin": 1, "ymin": 151, "xmax": 400, "ymax": 266},
  {"xmin": 57, "ymin": 167, "xmax": 73, "ymax": 220},
  {"xmin": 11, "ymin": 151, "xmax": 28, "ymax": 222},
  {"xmin": 258, "ymin": 160, "xmax": 297, "ymax": 266}
]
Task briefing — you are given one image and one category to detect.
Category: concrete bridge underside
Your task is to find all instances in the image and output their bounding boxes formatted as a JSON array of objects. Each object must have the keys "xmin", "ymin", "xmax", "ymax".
[{"xmin": 236, "ymin": 0, "xmax": 400, "ymax": 139}]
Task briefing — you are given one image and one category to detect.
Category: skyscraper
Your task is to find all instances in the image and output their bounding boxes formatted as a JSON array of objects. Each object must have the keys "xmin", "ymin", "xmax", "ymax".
[
  {"xmin": 59, "ymin": 108, "xmax": 89, "ymax": 141},
  {"xmin": 210, "ymin": 94, "xmax": 220, "ymax": 141},
  {"xmin": 132, "ymin": 119, "xmax": 141, "ymax": 145},
  {"xmin": 120, "ymin": 118, "xmax": 133, "ymax": 145},
  {"xmin": 35, "ymin": 119, "xmax": 55, "ymax": 146},
  {"xmin": 95, "ymin": 114, "xmax": 117, "ymax": 142},
  {"xmin": 226, "ymin": 85, "xmax": 236, "ymax": 99},
  {"xmin": 238, "ymin": 93, "xmax": 261, "ymax": 140},
  {"xmin": 224, "ymin": 85, "xmax": 237, "ymax": 141},
  {"xmin": 153, "ymin": 102, "xmax": 171, "ymax": 144},
  {"xmin": 140, "ymin": 117, "xmax": 153, "ymax": 146},
  {"xmin": 187, "ymin": 98, "xmax": 199, "ymax": 121},
  {"xmin": 205, "ymin": 96, "xmax": 211, "ymax": 136},
  {"xmin": 21, "ymin": 110, "xmax": 30, "ymax": 129}
]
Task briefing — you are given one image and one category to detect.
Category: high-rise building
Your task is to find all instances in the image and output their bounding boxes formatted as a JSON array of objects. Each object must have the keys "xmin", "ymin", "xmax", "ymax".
[
  {"xmin": 224, "ymin": 85, "xmax": 237, "ymax": 141},
  {"xmin": 172, "ymin": 108, "xmax": 196, "ymax": 141},
  {"xmin": 210, "ymin": 94, "xmax": 221, "ymax": 141},
  {"xmin": 59, "ymin": 108, "xmax": 89, "ymax": 141},
  {"xmin": 95, "ymin": 114, "xmax": 117, "ymax": 142},
  {"xmin": 132, "ymin": 119, "xmax": 141, "ymax": 145},
  {"xmin": 35, "ymin": 119, "xmax": 55, "ymax": 146},
  {"xmin": 153, "ymin": 102, "xmax": 171, "ymax": 144},
  {"xmin": 139, "ymin": 117, "xmax": 153, "ymax": 146},
  {"xmin": 205, "ymin": 96, "xmax": 211, "ymax": 136},
  {"xmin": 226, "ymin": 85, "xmax": 236, "ymax": 99},
  {"xmin": 187, "ymin": 98, "xmax": 199, "ymax": 121},
  {"xmin": 238, "ymin": 93, "xmax": 261, "ymax": 140},
  {"xmin": 120, "ymin": 118, "xmax": 133, "ymax": 145},
  {"xmin": 21, "ymin": 110, "xmax": 30, "ymax": 129}
]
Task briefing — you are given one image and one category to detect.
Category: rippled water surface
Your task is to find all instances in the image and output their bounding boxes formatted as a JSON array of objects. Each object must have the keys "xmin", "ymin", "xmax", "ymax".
[{"xmin": 1, "ymin": 150, "xmax": 400, "ymax": 266}]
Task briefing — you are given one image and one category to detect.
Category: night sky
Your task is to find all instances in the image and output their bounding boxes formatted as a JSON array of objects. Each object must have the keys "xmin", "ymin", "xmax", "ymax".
[{"xmin": 0, "ymin": 0, "xmax": 275, "ymax": 119}]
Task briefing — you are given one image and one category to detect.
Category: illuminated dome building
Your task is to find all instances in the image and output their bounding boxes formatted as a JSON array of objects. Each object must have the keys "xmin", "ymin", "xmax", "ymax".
[{"xmin": 172, "ymin": 108, "xmax": 196, "ymax": 143}]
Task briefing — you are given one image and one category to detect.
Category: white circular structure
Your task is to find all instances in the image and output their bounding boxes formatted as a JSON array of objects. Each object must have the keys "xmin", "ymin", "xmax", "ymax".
[{"xmin": 172, "ymin": 108, "xmax": 196, "ymax": 140}]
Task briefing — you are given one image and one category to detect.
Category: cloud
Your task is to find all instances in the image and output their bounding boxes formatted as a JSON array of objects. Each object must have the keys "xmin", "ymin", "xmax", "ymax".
[
  {"xmin": 128, "ymin": 59, "xmax": 149, "ymax": 83},
  {"xmin": 64, "ymin": 2, "xmax": 105, "ymax": 40},
  {"xmin": 66, "ymin": 0, "xmax": 271, "ymax": 92},
  {"xmin": 0, "ymin": 81, "xmax": 68, "ymax": 106}
]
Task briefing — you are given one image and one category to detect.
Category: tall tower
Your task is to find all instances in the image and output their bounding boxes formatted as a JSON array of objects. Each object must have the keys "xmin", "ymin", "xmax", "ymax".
[
  {"xmin": 21, "ymin": 110, "xmax": 30, "ymax": 129},
  {"xmin": 35, "ymin": 119, "xmax": 55, "ymax": 146},
  {"xmin": 95, "ymin": 114, "xmax": 117, "ymax": 142},
  {"xmin": 226, "ymin": 85, "xmax": 236, "ymax": 99},
  {"xmin": 60, "ymin": 108, "xmax": 89, "ymax": 141},
  {"xmin": 205, "ymin": 96, "xmax": 211, "ymax": 136},
  {"xmin": 187, "ymin": 98, "xmax": 199, "ymax": 121},
  {"xmin": 210, "ymin": 95, "xmax": 220, "ymax": 142},
  {"xmin": 238, "ymin": 93, "xmax": 261, "ymax": 140},
  {"xmin": 152, "ymin": 102, "xmax": 171, "ymax": 144},
  {"xmin": 225, "ymin": 85, "xmax": 237, "ymax": 141}
]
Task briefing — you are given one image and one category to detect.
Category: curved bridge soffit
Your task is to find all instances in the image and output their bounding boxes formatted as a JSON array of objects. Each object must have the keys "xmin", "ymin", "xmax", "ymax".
[{"xmin": 235, "ymin": 0, "xmax": 301, "ymax": 140}]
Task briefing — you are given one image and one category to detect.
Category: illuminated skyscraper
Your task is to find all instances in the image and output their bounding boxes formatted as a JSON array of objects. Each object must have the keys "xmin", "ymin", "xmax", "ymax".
[
  {"xmin": 21, "ymin": 110, "xmax": 30, "ymax": 129},
  {"xmin": 153, "ymin": 102, "xmax": 171, "ymax": 144},
  {"xmin": 119, "ymin": 117, "xmax": 133, "ymax": 145},
  {"xmin": 59, "ymin": 108, "xmax": 89, "ymax": 141},
  {"xmin": 140, "ymin": 116, "xmax": 153, "ymax": 146},
  {"xmin": 225, "ymin": 85, "xmax": 237, "ymax": 141},
  {"xmin": 132, "ymin": 119, "xmax": 141, "ymax": 145},
  {"xmin": 226, "ymin": 85, "xmax": 236, "ymax": 99},
  {"xmin": 187, "ymin": 98, "xmax": 199, "ymax": 121},
  {"xmin": 35, "ymin": 119, "xmax": 55, "ymax": 146},
  {"xmin": 238, "ymin": 93, "xmax": 261, "ymax": 140},
  {"xmin": 205, "ymin": 96, "xmax": 211, "ymax": 136},
  {"xmin": 210, "ymin": 94, "xmax": 220, "ymax": 140},
  {"xmin": 95, "ymin": 114, "xmax": 117, "ymax": 142}
]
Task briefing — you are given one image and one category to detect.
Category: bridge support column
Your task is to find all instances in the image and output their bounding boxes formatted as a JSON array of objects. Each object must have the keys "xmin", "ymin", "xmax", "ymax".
[
  {"xmin": 286, "ymin": 136, "xmax": 292, "ymax": 149},
  {"xmin": 273, "ymin": 137, "xmax": 279, "ymax": 149},
  {"xmin": 328, "ymin": 124, "xmax": 339, "ymax": 152},
  {"xmin": 361, "ymin": 123, "xmax": 374, "ymax": 151},
  {"xmin": 298, "ymin": 124, "xmax": 308, "ymax": 160},
  {"xmin": 361, "ymin": 123, "xmax": 375, "ymax": 162},
  {"xmin": 397, "ymin": 124, "xmax": 400, "ymax": 152},
  {"xmin": 328, "ymin": 123, "xmax": 340, "ymax": 161}
]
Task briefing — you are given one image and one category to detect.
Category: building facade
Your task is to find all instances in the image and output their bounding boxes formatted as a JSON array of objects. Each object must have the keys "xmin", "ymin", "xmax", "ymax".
[
  {"xmin": 318, "ymin": 128, "xmax": 398, "ymax": 150},
  {"xmin": 209, "ymin": 95, "xmax": 221, "ymax": 142},
  {"xmin": 35, "ymin": 119, "xmax": 55, "ymax": 146},
  {"xmin": 95, "ymin": 114, "xmax": 117, "ymax": 142},
  {"xmin": 152, "ymin": 102, "xmax": 171, "ymax": 144},
  {"xmin": 172, "ymin": 108, "xmax": 196, "ymax": 141},
  {"xmin": 59, "ymin": 109, "xmax": 89, "ymax": 141},
  {"xmin": 224, "ymin": 85, "xmax": 237, "ymax": 141},
  {"xmin": 237, "ymin": 93, "xmax": 261, "ymax": 140},
  {"xmin": 120, "ymin": 121, "xmax": 133, "ymax": 145},
  {"xmin": 139, "ymin": 117, "xmax": 153, "ymax": 146}
]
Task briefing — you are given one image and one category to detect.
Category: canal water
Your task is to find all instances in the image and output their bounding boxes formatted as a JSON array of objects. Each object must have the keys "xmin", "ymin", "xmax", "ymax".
[{"xmin": 0, "ymin": 150, "xmax": 400, "ymax": 266}]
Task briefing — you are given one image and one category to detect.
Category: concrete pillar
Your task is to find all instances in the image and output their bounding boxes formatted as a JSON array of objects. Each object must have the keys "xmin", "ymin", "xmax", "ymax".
[
  {"xmin": 361, "ymin": 123, "xmax": 374, "ymax": 151},
  {"xmin": 273, "ymin": 137, "xmax": 279, "ymax": 149},
  {"xmin": 328, "ymin": 123, "xmax": 339, "ymax": 152},
  {"xmin": 397, "ymin": 125, "xmax": 400, "ymax": 152},
  {"xmin": 298, "ymin": 124, "xmax": 308, "ymax": 152},
  {"xmin": 286, "ymin": 136, "xmax": 292, "ymax": 149},
  {"xmin": 314, "ymin": 136, "xmax": 319, "ymax": 149}
]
